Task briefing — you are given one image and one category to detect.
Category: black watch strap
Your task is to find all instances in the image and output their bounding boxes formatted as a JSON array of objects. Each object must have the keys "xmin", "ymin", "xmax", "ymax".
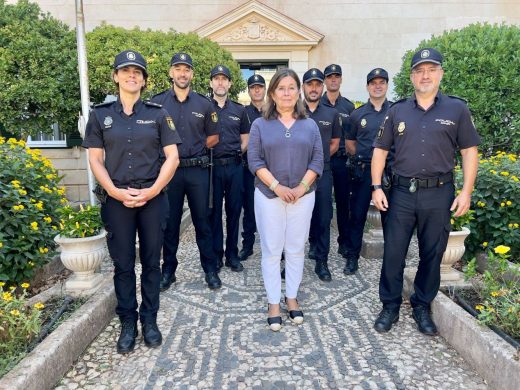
[{"xmin": 371, "ymin": 184, "xmax": 383, "ymax": 191}]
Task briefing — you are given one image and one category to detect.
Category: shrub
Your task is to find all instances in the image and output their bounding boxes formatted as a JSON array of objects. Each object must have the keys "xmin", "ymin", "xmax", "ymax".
[
  {"xmin": 455, "ymin": 152, "xmax": 520, "ymax": 261},
  {"xmin": 0, "ymin": 137, "xmax": 67, "ymax": 285},
  {"xmin": 86, "ymin": 24, "xmax": 246, "ymax": 103},
  {"xmin": 58, "ymin": 204, "xmax": 103, "ymax": 238},
  {"xmin": 393, "ymin": 23, "xmax": 520, "ymax": 152}
]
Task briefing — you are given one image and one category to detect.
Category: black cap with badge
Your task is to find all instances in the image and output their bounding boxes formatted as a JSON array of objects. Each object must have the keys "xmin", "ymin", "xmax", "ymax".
[
  {"xmin": 411, "ymin": 48, "xmax": 443, "ymax": 69},
  {"xmin": 170, "ymin": 52, "xmax": 193, "ymax": 68},
  {"xmin": 303, "ymin": 68, "xmax": 324, "ymax": 83},
  {"xmin": 113, "ymin": 50, "xmax": 148, "ymax": 77},
  {"xmin": 210, "ymin": 64, "xmax": 232, "ymax": 80},
  {"xmin": 247, "ymin": 74, "xmax": 266, "ymax": 87},
  {"xmin": 323, "ymin": 64, "xmax": 342, "ymax": 77},
  {"xmin": 366, "ymin": 68, "xmax": 389, "ymax": 84}
]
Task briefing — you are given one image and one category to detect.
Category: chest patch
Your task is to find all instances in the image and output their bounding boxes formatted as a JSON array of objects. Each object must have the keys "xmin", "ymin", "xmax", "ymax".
[
  {"xmin": 319, "ymin": 120, "xmax": 331, "ymax": 126},
  {"xmin": 398, "ymin": 121, "xmax": 406, "ymax": 135},
  {"xmin": 136, "ymin": 119, "xmax": 156, "ymax": 125},
  {"xmin": 228, "ymin": 115, "xmax": 240, "ymax": 121},
  {"xmin": 361, "ymin": 118, "xmax": 367, "ymax": 128},
  {"xmin": 103, "ymin": 116, "xmax": 113, "ymax": 128},
  {"xmin": 435, "ymin": 118, "xmax": 455, "ymax": 126},
  {"xmin": 192, "ymin": 112, "xmax": 204, "ymax": 118}
]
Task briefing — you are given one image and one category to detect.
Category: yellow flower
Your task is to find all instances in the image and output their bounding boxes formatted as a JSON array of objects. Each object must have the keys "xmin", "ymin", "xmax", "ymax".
[
  {"xmin": 477, "ymin": 201, "xmax": 486, "ymax": 207},
  {"xmin": 44, "ymin": 216, "xmax": 52, "ymax": 223},
  {"xmin": 489, "ymin": 170, "xmax": 497, "ymax": 174},
  {"xmin": 28, "ymin": 261, "xmax": 34, "ymax": 267},
  {"xmin": 515, "ymin": 223, "xmax": 519, "ymax": 228},
  {"xmin": 475, "ymin": 305, "xmax": 484, "ymax": 311},
  {"xmin": 10, "ymin": 309, "xmax": 20, "ymax": 316},
  {"xmin": 0, "ymin": 282, "xmax": 5, "ymax": 287},
  {"xmin": 30, "ymin": 222, "xmax": 39, "ymax": 231},
  {"xmin": 509, "ymin": 223, "xmax": 514, "ymax": 228},
  {"xmin": 35, "ymin": 202, "xmax": 43, "ymax": 210},
  {"xmin": 34, "ymin": 302, "xmax": 45, "ymax": 310},
  {"xmin": 500, "ymin": 202, "xmax": 505, "ymax": 207},
  {"xmin": 494, "ymin": 245, "xmax": 511, "ymax": 255},
  {"xmin": 52, "ymin": 225, "xmax": 58, "ymax": 230},
  {"xmin": 0, "ymin": 242, "xmax": 3, "ymax": 249},
  {"xmin": 490, "ymin": 291, "xmax": 499, "ymax": 297},
  {"xmin": 18, "ymin": 189, "xmax": 27, "ymax": 196},
  {"xmin": 10, "ymin": 180, "xmax": 21, "ymax": 188},
  {"xmin": 506, "ymin": 200, "xmax": 512, "ymax": 206},
  {"xmin": 21, "ymin": 283, "xmax": 30, "ymax": 289},
  {"xmin": 46, "ymin": 174, "xmax": 56, "ymax": 180},
  {"xmin": 512, "ymin": 176, "xmax": 519, "ymax": 182},
  {"xmin": 2, "ymin": 292, "xmax": 13, "ymax": 301},
  {"xmin": 500, "ymin": 171, "xmax": 510, "ymax": 176},
  {"xmin": 39, "ymin": 247, "xmax": 49, "ymax": 254},
  {"xmin": 482, "ymin": 242, "xmax": 488, "ymax": 247},
  {"xmin": 75, "ymin": 222, "xmax": 80, "ymax": 229}
]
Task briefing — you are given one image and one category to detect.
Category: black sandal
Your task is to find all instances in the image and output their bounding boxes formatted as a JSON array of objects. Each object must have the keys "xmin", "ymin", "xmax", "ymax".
[
  {"xmin": 285, "ymin": 297, "xmax": 304, "ymax": 324},
  {"xmin": 267, "ymin": 304, "xmax": 282, "ymax": 331}
]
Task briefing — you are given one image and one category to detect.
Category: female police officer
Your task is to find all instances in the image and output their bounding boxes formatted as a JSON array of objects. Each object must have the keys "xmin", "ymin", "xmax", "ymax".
[{"xmin": 82, "ymin": 50, "xmax": 181, "ymax": 353}]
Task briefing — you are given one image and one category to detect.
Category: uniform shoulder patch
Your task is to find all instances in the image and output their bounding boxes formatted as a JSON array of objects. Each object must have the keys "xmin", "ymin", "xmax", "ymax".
[
  {"xmin": 94, "ymin": 101, "xmax": 115, "ymax": 108},
  {"xmin": 389, "ymin": 98, "xmax": 407, "ymax": 108},
  {"xmin": 144, "ymin": 100, "xmax": 163, "ymax": 108},
  {"xmin": 448, "ymin": 95, "xmax": 468, "ymax": 104}
]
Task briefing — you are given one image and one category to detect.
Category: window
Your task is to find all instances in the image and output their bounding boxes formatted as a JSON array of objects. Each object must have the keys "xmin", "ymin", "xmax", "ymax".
[{"xmin": 26, "ymin": 123, "xmax": 67, "ymax": 148}]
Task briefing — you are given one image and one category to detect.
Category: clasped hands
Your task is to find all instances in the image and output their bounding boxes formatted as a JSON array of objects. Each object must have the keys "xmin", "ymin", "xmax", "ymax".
[
  {"xmin": 274, "ymin": 183, "xmax": 307, "ymax": 203},
  {"xmin": 113, "ymin": 187, "xmax": 158, "ymax": 208}
]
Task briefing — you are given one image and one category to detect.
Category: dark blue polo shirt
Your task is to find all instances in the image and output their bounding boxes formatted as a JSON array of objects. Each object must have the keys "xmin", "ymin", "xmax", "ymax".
[
  {"xmin": 151, "ymin": 89, "xmax": 218, "ymax": 159},
  {"xmin": 347, "ymin": 99, "xmax": 391, "ymax": 162},
  {"xmin": 82, "ymin": 98, "xmax": 182, "ymax": 188},
  {"xmin": 243, "ymin": 104, "xmax": 263, "ymax": 161},
  {"xmin": 374, "ymin": 92, "xmax": 480, "ymax": 178},
  {"xmin": 212, "ymin": 99, "xmax": 250, "ymax": 158},
  {"xmin": 305, "ymin": 102, "xmax": 342, "ymax": 168},
  {"xmin": 321, "ymin": 93, "xmax": 355, "ymax": 154}
]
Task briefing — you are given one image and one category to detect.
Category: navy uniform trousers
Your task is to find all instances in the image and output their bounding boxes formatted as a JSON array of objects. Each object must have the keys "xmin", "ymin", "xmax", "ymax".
[
  {"xmin": 101, "ymin": 193, "xmax": 168, "ymax": 323},
  {"xmin": 309, "ymin": 169, "xmax": 333, "ymax": 261},
  {"xmin": 163, "ymin": 166, "xmax": 218, "ymax": 274},
  {"xmin": 211, "ymin": 161, "xmax": 243, "ymax": 262},
  {"xmin": 380, "ymin": 181, "xmax": 454, "ymax": 310},
  {"xmin": 241, "ymin": 164, "xmax": 256, "ymax": 250},
  {"xmin": 331, "ymin": 154, "xmax": 353, "ymax": 250}
]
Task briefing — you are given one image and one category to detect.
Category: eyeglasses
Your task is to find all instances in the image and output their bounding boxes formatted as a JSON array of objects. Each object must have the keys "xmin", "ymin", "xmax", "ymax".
[{"xmin": 412, "ymin": 67, "xmax": 441, "ymax": 76}]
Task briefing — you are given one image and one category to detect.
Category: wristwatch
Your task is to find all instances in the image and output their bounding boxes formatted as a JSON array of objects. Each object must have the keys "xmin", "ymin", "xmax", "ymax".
[{"xmin": 371, "ymin": 184, "xmax": 383, "ymax": 191}]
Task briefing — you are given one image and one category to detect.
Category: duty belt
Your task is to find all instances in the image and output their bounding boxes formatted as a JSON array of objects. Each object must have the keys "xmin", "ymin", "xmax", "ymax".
[
  {"xmin": 213, "ymin": 155, "xmax": 241, "ymax": 166},
  {"xmin": 179, "ymin": 156, "xmax": 209, "ymax": 168},
  {"xmin": 393, "ymin": 172, "xmax": 453, "ymax": 191},
  {"xmin": 116, "ymin": 180, "xmax": 156, "ymax": 189}
]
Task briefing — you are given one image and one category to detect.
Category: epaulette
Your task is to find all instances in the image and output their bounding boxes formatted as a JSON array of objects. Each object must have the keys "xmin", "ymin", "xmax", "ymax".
[
  {"xmin": 94, "ymin": 101, "xmax": 115, "ymax": 108},
  {"xmin": 144, "ymin": 100, "xmax": 163, "ymax": 108},
  {"xmin": 448, "ymin": 95, "xmax": 468, "ymax": 104},
  {"xmin": 151, "ymin": 90, "xmax": 168, "ymax": 100},
  {"xmin": 196, "ymin": 92, "xmax": 213, "ymax": 102},
  {"xmin": 389, "ymin": 98, "xmax": 407, "ymax": 108}
]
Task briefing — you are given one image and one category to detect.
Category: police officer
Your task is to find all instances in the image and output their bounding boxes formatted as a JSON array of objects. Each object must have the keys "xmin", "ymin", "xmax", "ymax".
[
  {"xmin": 239, "ymin": 74, "xmax": 266, "ymax": 261},
  {"xmin": 209, "ymin": 65, "xmax": 250, "ymax": 272},
  {"xmin": 321, "ymin": 64, "xmax": 355, "ymax": 258},
  {"xmin": 343, "ymin": 68, "xmax": 392, "ymax": 275},
  {"xmin": 303, "ymin": 68, "xmax": 342, "ymax": 281},
  {"xmin": 371, "ymin": 48, "xmax": 479, "ymax": 335},
  {"xmin": 152, "ymin": 52, "xmax": 222, "ymax": 291},
  {"xmin": 83, "ymin": 50, "xmax": 181, "ymax": 353}
]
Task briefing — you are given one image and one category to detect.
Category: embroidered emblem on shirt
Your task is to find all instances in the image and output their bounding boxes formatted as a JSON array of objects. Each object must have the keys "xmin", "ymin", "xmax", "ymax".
[
  {"xmin": 339, "ymin": 113, "xmax": 349, "ymax": 118},
  {"xmin": 229, "ymin": 115, "xmax": 240, "ymax": 121},
  {"xmin": 211, "ymin": 112, "xmax": 218, "ymax": 123},
  {"xmin": 136, "ymin": 120, "xmax": 156, "ymax": 124},
  {"xmin": 166, "ymin": 116, "xmax": 175, "ymax": 130},
  {"xmin": 192, "ymin": 112, "xmax": 204, "ymax": 118},
  {"xmin": 319, "ymin": 120, "xmax": 331, "ymax": 126},
  {"xmin": 104, "ymin": 116, "xmax": 113, "ymax": 128},
  {"xmin": 435, "ymin": 119, "xmax": 455, "ymax": 126},
  {"xmin": 361, "ymin": 118, "xmax": 367, "ymax": 128},
  {"xmin": 398, "ymin": 121, "xmax": 406, "ymax": 135}
]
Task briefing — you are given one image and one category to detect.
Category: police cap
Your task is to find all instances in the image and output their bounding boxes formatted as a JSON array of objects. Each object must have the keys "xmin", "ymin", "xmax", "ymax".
[
  {"xmin": 247, "ymin": 74, "xmax": 266, "ymax": 87},
  {"xmin": 170, "ymin": 52, "xmax": 193, "ymax": 68},
  {"xmin": 411, "ymin": 48, "xmax": 443, "ymax": 69},
  {"xmin": 113, "ymin": 50, "xmax": 148, "ymax": 77},
  {"xmin": 323, "ymin": 64, "xmax": 342, "ymax": 77},
  {"xmin": 210, "ymin": 64, "xmax": 232, "ymax": 80},
  {"xmin": 367, "ymin": 68, "xmax": 389, "ymax": 84},
  {"xmin": 303, "ymin": 68, "xmax": 324, "ymax": 83}
]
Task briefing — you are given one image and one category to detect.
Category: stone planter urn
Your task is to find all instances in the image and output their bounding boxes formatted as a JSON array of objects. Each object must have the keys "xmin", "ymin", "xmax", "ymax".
[
  {"xmin": 361, "ymin": 202, "xmax": 385, "ymax": 259},
  {"xmin": 54, "ymin": 230, "xmax": 108, "ymax": 292},
  {"xmin": 441, "ymin": 227, "xmax": 470, "ymax": 282}
]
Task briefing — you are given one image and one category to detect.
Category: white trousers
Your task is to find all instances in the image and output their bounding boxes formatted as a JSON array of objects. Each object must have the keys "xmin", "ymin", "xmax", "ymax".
[{"xmin": 254, "ymin": 188, "xmax": 315, "ymax": 304}]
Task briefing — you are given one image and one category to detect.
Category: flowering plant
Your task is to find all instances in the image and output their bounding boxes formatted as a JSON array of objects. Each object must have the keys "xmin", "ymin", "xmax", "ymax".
[
  {"xmin": 465, "ymin": 245, "xmax": 519, "ymax": 340},
  {"xmin": 0, "ymin": 282, "xmax": 44, "ymax": 377},
  {"xmin": 57, "ymin": 204, "xmax": 103, "ymax": 239},
  {"xmin": 455, "ymin": 151, "xmax": 520, "ymax": 261},
  {"xmin": 0, "ymin": 137, "xmax": 66, "ymax": 285},
  {"xmin": 451, "ymin": 210, "xmax": 474, "ymax": 232}
]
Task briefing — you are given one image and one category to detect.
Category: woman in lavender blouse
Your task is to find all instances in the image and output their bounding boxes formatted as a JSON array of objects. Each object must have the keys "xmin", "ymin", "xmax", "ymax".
[{"xmin": 248, "ymin": 68, "xmax": 324, "ymax": 331}]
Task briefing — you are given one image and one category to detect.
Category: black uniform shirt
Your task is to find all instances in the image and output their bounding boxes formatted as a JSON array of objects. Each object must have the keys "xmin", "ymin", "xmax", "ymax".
[
  {"xmin": 152, "ymin": 89, "xmax": 218, "ymax": 159},
  {"xmin": 321, "ymin": 93, "xmax": 355, "ymax": 154},
  {"xmin": 374, "ymin": 92, "xmax": 480, "ymax": 179},
  {"xmin": 347, "ymin": 99, "xmax": 391, "ymax": 162},
  {"xmin": 82, "ymin": 98, "xmax": 182, "ymax": 188},
  {"xmin": 305, "ymin": 102, "xmax": 342, "ymax": 167},
  {"xmin": 243, "ymin": 104, "xmax": 263, "ymax": 162},
  {"xmin": 212, "ymin": 98, "xmax": 250, "ymax": 158}
]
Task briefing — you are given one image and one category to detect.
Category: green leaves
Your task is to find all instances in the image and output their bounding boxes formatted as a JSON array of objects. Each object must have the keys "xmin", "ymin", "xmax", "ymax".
[{"xmin": 57, "ymin": 204, "xmax": 103, "ymax": 239}]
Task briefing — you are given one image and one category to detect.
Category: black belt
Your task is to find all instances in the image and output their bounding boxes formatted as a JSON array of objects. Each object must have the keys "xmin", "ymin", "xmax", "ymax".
[
  {"xmin": 334, "ymin": 150, "xmax": 348, "ymax": 158},
  {"xmin": 179, "ymin": 156, "xmax": 209, "ymax": 168},
  {"xmin": 393, "ymin": 172, "xmax": 453, "ymax": 189},
  {"xmin": 116, "ymin": 180, "xmax": 156, "ymax": 189},
  {"xmin": 213, "ymin": 156, "xmax": 240, "ymax": 166}
]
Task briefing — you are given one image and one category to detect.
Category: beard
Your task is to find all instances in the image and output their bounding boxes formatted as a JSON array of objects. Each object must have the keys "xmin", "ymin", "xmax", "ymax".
[{"xmin": 173, "ymin": 79, "xmax": 190, "ymax": 89}]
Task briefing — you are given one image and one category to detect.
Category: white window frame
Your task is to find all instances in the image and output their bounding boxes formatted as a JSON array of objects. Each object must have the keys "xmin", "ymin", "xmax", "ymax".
[{"xmin": 26, "ymin": 123, "xmax": 67, "ymax": 148}]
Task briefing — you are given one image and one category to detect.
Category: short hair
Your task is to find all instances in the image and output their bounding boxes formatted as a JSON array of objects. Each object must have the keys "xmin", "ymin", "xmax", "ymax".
[{"xmin": 263, "ymin": 68, "xmax": 307, "ymax": 120}]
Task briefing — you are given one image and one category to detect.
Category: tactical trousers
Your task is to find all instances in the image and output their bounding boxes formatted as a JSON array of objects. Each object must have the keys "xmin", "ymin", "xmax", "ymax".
[
  {"xmin": 308, "ymin": 169, "xmax": 333, "ymax": 261},
  {"xmin": 241, "ymin": 165, "xmax": 256, "ymax": 250},
  {"xmin": 331, "ymin": 155, "xmax": 353, "ymax": 247}
]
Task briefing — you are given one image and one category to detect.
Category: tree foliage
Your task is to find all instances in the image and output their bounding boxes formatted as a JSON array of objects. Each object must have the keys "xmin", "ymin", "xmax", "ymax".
[
  {"xmin": 0, "ymin": 0, "xmax": 80, "ymax": 138},
  {"xmin": 393, "ymin": 23, "xmax": 520, "ymax": 153},
  {"xmin": 86, "ymin": 24, "xmax": 246, "ymax": 103}
]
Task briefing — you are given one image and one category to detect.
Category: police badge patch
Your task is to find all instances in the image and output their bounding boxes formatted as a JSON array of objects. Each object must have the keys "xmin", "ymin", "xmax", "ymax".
[
  {"xmin": 361, "ymin": 118, "xmax": 367, "ymax": 128},
  {"xmin": 211, "ymin": 112, "xmax": 218, "ymax": 123},
  {"xmin": 398, "ymin": 122, "xmax": 406, "ymax": 135},
  {"xmin": 166, "ymin": 116, "xmax": 175, "ymax": 130},
  {"xmin": 104, "ymin": 116, "xmax": 113, "ymax": 128}
]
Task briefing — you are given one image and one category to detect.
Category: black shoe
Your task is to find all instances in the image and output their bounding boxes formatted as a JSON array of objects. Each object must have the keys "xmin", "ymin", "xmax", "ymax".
[
  {"xmin": 238, "ymin": 247, "xmax": 253, "ymax": 261},
  {"xmin": 281, "ymin": 267, "xmax": 285, "ymax": 280},
  {"xmin": 117, "ymin": 319, "xmax": 137, "ymax": 354},
  {"xmin": 225, "ymin": 258, "xmax": 244, "ymax": 272},
  {"xmin": 267, "ymin": 304, "xmax": 282, "ymax": 332},
  {"xmin": 205, "ymin": 272, "xmax": 222, "ymax": 289},
  {"xmin": 142, "ymin": 322, "xmax": 162, "ymax": 348},
  {"xmin": 343, "ymin": 257, "xmax": 359, "ymax": 275},
  {"xmin": 216, "ymin": 259, "xmax": 224, "ymax": 273},
  {"xmin": 159, "ymin": 271, "xmax": 176, "ymax": 292},
  {"xmin": 412, "ymin": 306, "xmax": 438, "ymax": 336},
  {"xmin": 284, "ymin": 297, "xmax": 304, "ymax": 325},
  {"xmin": 308, "ymin": 247, "xmax": 317, "ymax": 260},
  {"xmin": 314, "ymin": 261, "xmax": 332, "ymax": 282},
  {"xmin": 338, "ymin": 244, "xmax": 348, "ymax": 257},
  {"xmin": 374, "ymin": 308, "xmax": 399, "ymax": 333}
]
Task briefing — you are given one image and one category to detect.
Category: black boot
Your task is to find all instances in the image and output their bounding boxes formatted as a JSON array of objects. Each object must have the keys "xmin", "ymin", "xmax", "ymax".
[
  {"xmin": 412, "ymin": 306, "xmax": 438, "ymax": 336},
  {"xmin": 205, "ymin": 272, "xmax": 222, "ymax": 289},
  {"xmin": 225, "ymin": 257, "xmax": 244, "ymax": 272},
  {"xmin": 160, "ymin": 271, "xmax": 176, "ymax": 292},
  {"xmin": 142, "ymin": 322, "xmax": 162, "ymax": 348},
  {"xmin": 238, "ymin": 247, "xmax": 253, "ymax": 261},
  {"xmin": 343, "ymin": 257, "xmax": 359, "ymax": 275},
  {"xmin": 117, "ymin": 319, "xmax": 138, "ymax": 354},
  {"xmin": 338, "ymin": 244, "xmax": 348, "ymax": 257},
  {"xmin": 308, "ymin": 247, "xmax": 317, "ymax": 260},
  {"xmin": 374, "ymin": 308, "xmax": 399, "ymax": 333},
  {"xmin": 314, "ymin": 260, "xmax": 332, "ymax": 282}
]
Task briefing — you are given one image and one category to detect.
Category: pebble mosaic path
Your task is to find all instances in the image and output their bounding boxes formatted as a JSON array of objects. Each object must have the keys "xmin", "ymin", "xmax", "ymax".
[{"xmin": 56, "ymin": 224, "xmax": 487, "ymax": 389}]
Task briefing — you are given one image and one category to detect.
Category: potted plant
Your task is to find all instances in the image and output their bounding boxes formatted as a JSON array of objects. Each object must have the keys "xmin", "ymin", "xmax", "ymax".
[
  {"xmin": 54, "ymin": 204, "xmax": 107, "ymax": 292},
  {"xmin": 441, "ymin": 210, "xmax": 473, "ymax": 282}
]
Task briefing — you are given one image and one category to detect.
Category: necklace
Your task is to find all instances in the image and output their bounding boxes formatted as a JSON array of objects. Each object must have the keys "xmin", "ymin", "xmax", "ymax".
[{"xmin": 285, "ymin": 128, "xmax": 291, "ymax": 138}]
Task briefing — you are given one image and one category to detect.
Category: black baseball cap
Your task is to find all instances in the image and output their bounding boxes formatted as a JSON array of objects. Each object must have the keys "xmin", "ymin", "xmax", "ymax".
[
  {"xmin": 210, "ymin": 64, "xmax": 232, "ymax": 80},
  {"xmin": 113, "ymin": 50, "xmax": 147, "ymax": 76},
  {"xmin": 366, "ymin": 68, "xmax": 389, "ymax": 83},
  {"xmin": 170, "ymin": 52, "xmax": 193, "ymax": 67},
  {"xmin": 411, "ymin": 48, "xmax": 443, "ymax": 69},
  {"xmin": 303, "ymin": 68, "xmax": 324, "ymax": 83},
  {"xmin": 324, "ymin": 64, "xmax": 342, "ymax": 77},
  {"xmin": 247, "ymin": 74, "xmax": 266, "ymax": 87}
]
